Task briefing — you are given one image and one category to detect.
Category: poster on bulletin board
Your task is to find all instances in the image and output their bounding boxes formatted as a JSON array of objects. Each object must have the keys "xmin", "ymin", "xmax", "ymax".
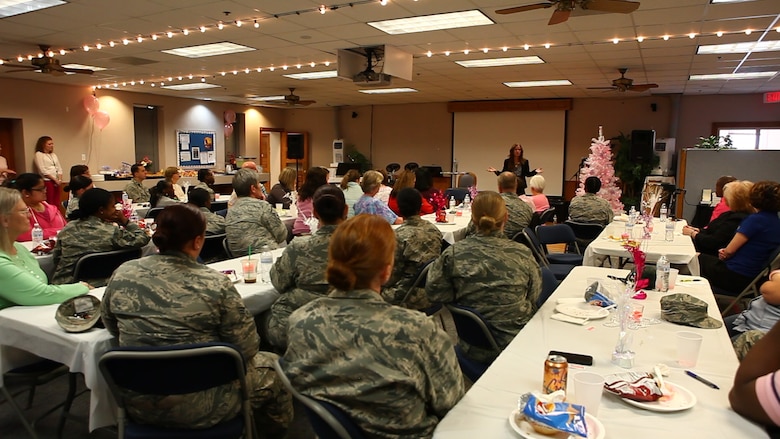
[{"xmin": 176, "ymin": 130, "xmax": 216, "ymax": 168}]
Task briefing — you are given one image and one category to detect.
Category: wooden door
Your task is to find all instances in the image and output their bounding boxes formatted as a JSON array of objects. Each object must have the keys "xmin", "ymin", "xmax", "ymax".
[
  {"xmin": 260, "ymin": 133, "xmax": 271, "ymax": 191},
  {"xmin": 0, "ymin": 119, "xmax": 17, "ymax": 176}
]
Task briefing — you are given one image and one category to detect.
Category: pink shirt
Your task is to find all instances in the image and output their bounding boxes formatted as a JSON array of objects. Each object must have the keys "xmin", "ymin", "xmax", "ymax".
[
  {"xmin": 756, "ymin": 371, "xmax": 780, "ymax": 426},
  {"xmin": 709, "ymin": 198, "xmax": 730, "ymax": 223},
  {"xmin": 521, "ymin": 194, "xmax": 550, "ymax": 213},
  {"xmin": 293, "ymin": 198, "xmax": 314, "ymax": 235},
  {"xmin": 17, "ymin": 202, "xmax": 66, "ymax": 242}
]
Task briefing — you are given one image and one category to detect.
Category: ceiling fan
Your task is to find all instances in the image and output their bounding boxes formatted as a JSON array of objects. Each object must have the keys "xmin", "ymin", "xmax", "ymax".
[
  {"xmin": 257, "ymin": 88, "xmax": 316, "ymax": 108},
  {"xmin": 588, "ymin": 68, "xmax": 658, "ymax": 93},
  {"xmin": 496, "ymin": 0, "xmax": 640, "ymax": 25},
  {"xmin": 0, "ymin": 45, "xmax": 94, "ymax": 76}
]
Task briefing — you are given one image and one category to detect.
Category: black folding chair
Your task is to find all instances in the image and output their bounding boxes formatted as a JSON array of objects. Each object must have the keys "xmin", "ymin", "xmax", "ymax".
[
  {"xmin": 99, "ymin": 342, "xmax": 254, "ymax": 439},
  {"xmin": 72, "ymin": 247, "xmax": 143, "ymax": 283},
  {"xmin": 200, "ymin": 233, "xmax": 228, "ymax": 263},
  {"xmin": 274, "ymin": 359, "xmax": 366, "ymax": 439}
]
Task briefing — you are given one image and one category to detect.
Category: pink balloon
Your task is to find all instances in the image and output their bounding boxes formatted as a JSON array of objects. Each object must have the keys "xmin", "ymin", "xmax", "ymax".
[
  {"xmin": 224, "ymin": 123, "xmax": 234, "ymax": 137},
  {"xmin": 93, "ymin": 110, "xmax": 110, "ymax": 130},
  {"xmin": 83, "ymin": 95, "xmax": 100, "ymax": 114},
  {"xmin": 224, "ymin": 110, "xmax": 236, "ymax": 124}
]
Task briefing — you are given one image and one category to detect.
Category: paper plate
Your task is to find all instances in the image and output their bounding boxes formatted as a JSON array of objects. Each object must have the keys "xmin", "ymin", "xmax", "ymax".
[
  {"xmin": 619, "ymin": 381, "xmax": 696, "ymax": 412},
  {"xmin": 509, "ymin": 410, "xmax": 605, "ymax": 439},
  {"xmin": 555, "ymin": 303, "xmax": 610, "ymax": 320}
]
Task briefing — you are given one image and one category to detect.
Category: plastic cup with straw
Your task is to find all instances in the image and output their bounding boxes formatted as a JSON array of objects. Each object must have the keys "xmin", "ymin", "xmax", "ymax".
[{"xmin": 241, "ymin": 245, "xmax": 257, "ymax": 283}]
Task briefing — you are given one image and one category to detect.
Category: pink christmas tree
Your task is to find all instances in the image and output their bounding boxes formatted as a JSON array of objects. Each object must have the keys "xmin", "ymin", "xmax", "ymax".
[{"xmin": 577, "ymin": 126, "xmax": 623, "ymax": 212}]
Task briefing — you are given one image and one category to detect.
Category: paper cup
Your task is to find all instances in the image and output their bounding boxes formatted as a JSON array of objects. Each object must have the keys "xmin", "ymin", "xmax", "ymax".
[
  {"xmin": 668, "ymin": 268, "xmax": 679, "ymax": 290},
  {"xmin": 676, "ymin": 331, "xmax": 703, "ymax": 367},
  {"xmin": 573, "ymin": 372, "xmax": 604, "ymax": 416},
  {"xmin": 241, "ymin": 259, "xmax": 258, "ymax": 284}
]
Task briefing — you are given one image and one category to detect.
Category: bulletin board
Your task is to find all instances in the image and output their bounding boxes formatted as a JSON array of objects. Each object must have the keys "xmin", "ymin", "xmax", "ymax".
[{"xmin": 176, "ymin": 130, "xmax": 216, "ymax": 168}]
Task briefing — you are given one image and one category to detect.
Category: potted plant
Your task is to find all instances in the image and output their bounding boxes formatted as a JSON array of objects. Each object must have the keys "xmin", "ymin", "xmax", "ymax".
[{"xmin": 694, "ymin": 134, "xmax": 734, "ymax": 149}]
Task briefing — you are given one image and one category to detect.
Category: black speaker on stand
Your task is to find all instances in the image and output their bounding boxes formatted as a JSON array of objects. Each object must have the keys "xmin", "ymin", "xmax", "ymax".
[
  {"xmin": 630, "ymin": 130, "xmax": 655, "ymax": 163},
  {"xmin": 287, "ymin": 134, "xmax": 305, "ymax": 190}
]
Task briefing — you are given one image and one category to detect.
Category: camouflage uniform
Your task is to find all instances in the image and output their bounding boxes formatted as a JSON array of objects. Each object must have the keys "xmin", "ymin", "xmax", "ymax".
[
  {"xmin": 51, "ymin": 216, "xmax": 150, "ymax": 286},
  {"xmin": 226, "ymin": 196, "xmax": 287, "ymax": 256},
  {"xmin": 124, "ymin": 179, "xmax": 150, "ymax": 203},
  {"xmin": 65, "ymin": 196, "xmax": 79, "ymax": 217},
  {"xmin": 426, "ymin": 231, "xmax": 542, "ymax": 363},
  {"xmin": 382, "ymin": 216, "xmax": 442, "ymax": 309},
  {"xmin": 101, "ymin": 252, "xmax": 293, "ymax": 432},
  {"xmin": 266, "ymin": 225, "xmax": 336, "ymax": 348},
  {"xmin": 283, "ymin": 289, "xmax": 465, "ymax": 438},
  {"xmin": 733, "ymin": 329, "xmax": 765, "ymax": 361},
  {"xmin": 463, "ymin": 192, "xmax": 534, "ymax": 240},
  {"xmin": 198, "ymin": 206, "xmax": 226, "ymax": 235},
  {"xmin": 568, "ymin": 193, "xmax": 614, "ymax": 226},
  {"xmin": 193, "ymin": 181, "xmax": 216, "ymax": 201}
]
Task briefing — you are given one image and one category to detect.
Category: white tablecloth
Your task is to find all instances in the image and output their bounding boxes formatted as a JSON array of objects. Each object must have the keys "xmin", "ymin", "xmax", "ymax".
[
  {"xmin": 583, "ymin": 220, "xmax": 701, "ymax": 275},
  {"xmin": 0, "ymin": 252, "xmax": 282, "ymax": 431},
  {"xmin": 433, "ymin": 266, "xmax": 766, "ymax": 438},
  {"xmin": 391, "ymin": 212, "xmax": 471, "ymax": 245}
]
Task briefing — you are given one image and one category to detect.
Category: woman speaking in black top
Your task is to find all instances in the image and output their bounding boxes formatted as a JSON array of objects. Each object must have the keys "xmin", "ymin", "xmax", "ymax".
[{"xmin": 487, "ymin": 144, "xmax": 542, "ymax": 194}]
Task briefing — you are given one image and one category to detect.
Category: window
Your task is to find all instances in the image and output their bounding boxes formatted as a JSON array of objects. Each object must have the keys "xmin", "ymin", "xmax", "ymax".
[{"xmin": 714, "ymin": 122, "xmax": 780, "ymax": 150}]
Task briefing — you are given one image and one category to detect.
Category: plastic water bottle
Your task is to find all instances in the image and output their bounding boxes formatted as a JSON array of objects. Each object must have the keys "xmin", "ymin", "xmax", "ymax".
[
  {"xmin": 659, "ymin": 203, "xmax": 668, "ymax": 222},
  {"xmin": 31, "ymin": 223, "xmax": 44, "ymax": 248},
  {"xmin": 449, "ymin": 196, "xmax": 455, "ymax": 211},
  {"xmin": 657, "ymin": 255, "xmax": 670, "ymax": 292},
  {"xmin": 121, "ymin": 191, "xmax": 129, "ymax": 205},
  {"xmin": 665, "ymin": 220, "xmax": 675, "ymax": 242},
  {"xmin": 628, "ymin": 206, "xmax": 637, "ymax": 226},
  {"xmin": 463, "ymin": 194, "xmax": 471, "ymax": 211},
  {"xmin": 260, "ymin": 245, "xmax": 273, "ymax": 282}
]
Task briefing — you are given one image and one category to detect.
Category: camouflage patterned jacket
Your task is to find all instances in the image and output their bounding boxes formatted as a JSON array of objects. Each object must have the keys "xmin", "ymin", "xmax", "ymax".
[
  {"xmin": 382, "ymin": 215, "xmax": 442, "ymax": 309},
  {"xmin": 283, "ymin": 289, "xmax": 465, "ymax": 438},
  {"xmin": 568, "ymin": 193, "xmax": 614, "ymax": 226},
  {"xmin": 124, "ymin": 179, "xmax": 150, "ymax": 203},
  {"xmin": 101, "ymin": 252, "xmax": 262, "ymax": 429},
  {"xmin": 463, "ymin": 192, "xmax": 534, "ymax": 240},
  {"xmin": 226, "ymin": 196, "xmax": 287, "ymax": 256},
  {"xmin": 51, "ymin": 216, "xmax": 150, "ymax": 285},
  {"xmin": 198, "ymin": 206, "xmax": 226, "ymax": 235},
  {"xmin": 426, "ymin": 231, "xmax": 542, "ymax": 363},
  {"xmin": 192, "ymin": 181, "xmax": 216, "ymax": 201},
  {"xmin": 267, "ymin": 225, "xmax": 336, "ymax": 348}
]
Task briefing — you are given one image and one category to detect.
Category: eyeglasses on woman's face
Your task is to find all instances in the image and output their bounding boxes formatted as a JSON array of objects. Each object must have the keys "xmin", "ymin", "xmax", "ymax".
[{"xmin": 31, "ymin": 186, "xmax": 47, "ymax": 192}]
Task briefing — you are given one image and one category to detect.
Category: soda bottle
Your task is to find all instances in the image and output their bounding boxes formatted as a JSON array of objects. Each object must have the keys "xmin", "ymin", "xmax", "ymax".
[
  {"xmin": 260, "ymin": 245, "xmax": 273, "ymax": 282},
  {"xmin": 657, "ymin": 255, "xmax": 670, "ymax": 292},
  {"xmin": 659, "ymin": 203, "xmax": 668, "ymax": 222},
  {"xmin": 31, "ymin": 223, "xmax": 44, "ymax": 248}
]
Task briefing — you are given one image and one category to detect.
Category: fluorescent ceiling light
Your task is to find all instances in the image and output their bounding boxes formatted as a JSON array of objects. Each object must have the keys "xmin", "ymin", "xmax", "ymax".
[
  {"xmin": 504, "ymin": 80, "xmax": 572, "ymax": 88},
  {"xmin": 161, "ymin": 42, "xmax": 255, "ymax": 58},
  {"xmin": 161, "ymin": 82, "xmax": 221, "ymax": 90},
  {"xmin": 456, "ymin": 56, "xmax": 544, "ymax": 68},
  {"xmin": 710, "ymin": 0, "xmax": 756, "ymax": 3},
  {"xmin": 698, "ymin": 41, "xmax": 780, "ymax": 54},
  {"xmin": 689, "ymin": 72, "xmax": 777, "ymax": 80},
  {"xmin": 368, "ymin": 10, "xmax": 493, "ymax": 35},
  {"xmin": 249, "ymin": 95, "xmax": 286, "ymax": 101},
  {"xmin": 358, "ymin": 88, "xmax": 418, "ymax": 94},
  {"xmin": 0, "ymin": 0, "xmax": 65, "ymax": 18},
  {"xmin": 62, "ymin": 63, "xmax": 106, "ymax": 71},
  {"xmin": 283, "ymin": 70, "xmax": 337, "ymax": 80}
]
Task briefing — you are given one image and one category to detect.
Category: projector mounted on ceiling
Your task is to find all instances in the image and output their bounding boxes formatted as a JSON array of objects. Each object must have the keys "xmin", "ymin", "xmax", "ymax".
[
  {"xmin": 337, "ymin": 45, "xmax": 412, "ymax": 86},
  {"xmin": 353, "ymin": 70, "xmax": 392, "ymax": 86}
]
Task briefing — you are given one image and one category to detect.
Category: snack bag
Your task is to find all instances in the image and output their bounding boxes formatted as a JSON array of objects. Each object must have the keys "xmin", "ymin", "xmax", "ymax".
[
  {"xmin": 584, "ymin": 281, "xmax": 615, "ymax": 308},
  {"xmin": 519, "ymin": 392, "xmax": 588, "ymax": 437}
]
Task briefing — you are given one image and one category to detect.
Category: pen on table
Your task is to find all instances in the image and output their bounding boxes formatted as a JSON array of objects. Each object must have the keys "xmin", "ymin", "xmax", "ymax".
[
  {"xmin": 680, "ymin": 279, "xmax": 702, "ymax": 282},
  {"xmin": 686, "ymin": 370, "xmax": 720, "ymax": 389}
]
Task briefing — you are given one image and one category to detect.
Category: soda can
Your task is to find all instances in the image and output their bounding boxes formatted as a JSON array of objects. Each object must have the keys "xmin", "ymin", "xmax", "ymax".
[{"xmin": 543, "ymin": 354, "xmax": 568, "ymax": 394}]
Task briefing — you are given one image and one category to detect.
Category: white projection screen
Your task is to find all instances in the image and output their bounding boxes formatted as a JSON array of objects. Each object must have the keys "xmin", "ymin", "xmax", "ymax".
[{"xmin": 453, "ymin": 111, "xmax": 566, "ymax": 195}]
